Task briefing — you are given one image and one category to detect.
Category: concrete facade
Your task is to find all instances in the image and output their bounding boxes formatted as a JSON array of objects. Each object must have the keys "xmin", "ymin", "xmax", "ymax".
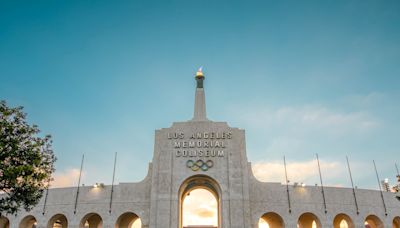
[{"xmin": 2, "ymin": 70, "xmax": 400, "ymax": 228}]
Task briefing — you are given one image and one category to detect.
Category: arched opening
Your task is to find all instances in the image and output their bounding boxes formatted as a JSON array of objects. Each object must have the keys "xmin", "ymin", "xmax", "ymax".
[
  {"xmin": 115, "ymin": 212, "xmax": 142, "ymax": 228},
  {"xmin": 80, "ymin": 213, "xmax": 103, "ymax": 228},
  {"xmin": 364, "ymin": 215, "xmax": 383, "ymax": 228},
  {"xmin": 333, "ymin": 213, "xmax": 354, "ymax": 228},
  {"xmin": 19, "ymin": 215, "xmax": 37, "ymax": 228},
  {"xmin": 0, "ymin": 216, "xmax": 10, "ymax": 228},
  {"xmin": 47, "ymin": 214, "xmax": 68, "ymax": 228},
  {"xmin": 394, "ymin": 216, "xmax": 400, "ymax": 228},
  {"xmin": 179, "ymin": 175, "xmax": 220, "ymax": 228},
  {"xmin": 297, "ymin": 212, "xmax": 322, "ymax": 228},
  {"xmin": 259, "ymin": 212, "xmax": 284, "ymax": 228}
]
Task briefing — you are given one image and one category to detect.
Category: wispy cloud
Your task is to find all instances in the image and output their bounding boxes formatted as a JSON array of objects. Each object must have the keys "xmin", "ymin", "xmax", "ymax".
[
  {"xmin": 224, "ymin": 100, "xmax": 383, "ymax": 161},
  {"xmin": 50, "ymin": 168, "xmax": 82, "ymax": 188},
  {"xmin": 222, "ymin": 96, "xmax": 394, "ymax": 190},
  {"xmin": 345, "ymin": 92, "xmax": 385, "ymax": 107},
  {"xmin": 240, "ymin": 105, "xmax": 379, "ymax": 136}
]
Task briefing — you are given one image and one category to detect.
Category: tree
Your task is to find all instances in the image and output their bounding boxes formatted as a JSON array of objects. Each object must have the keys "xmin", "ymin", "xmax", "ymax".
[{"xmin": 0, "ymin": 100, "xmax": 56, "ymax": 215}]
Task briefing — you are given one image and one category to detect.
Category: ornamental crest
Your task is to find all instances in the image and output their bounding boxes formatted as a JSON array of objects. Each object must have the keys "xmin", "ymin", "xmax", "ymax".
[{"xmin": 186, "ymin": 159, "xmax": 214, "ymax": 171}]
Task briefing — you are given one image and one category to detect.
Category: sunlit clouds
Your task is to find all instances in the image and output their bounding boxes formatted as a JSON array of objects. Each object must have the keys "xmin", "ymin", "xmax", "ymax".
[
  {"xmin": 221, "ymin": 98, "xmax": 395, "ymax": 189},
  {"xmin": 131, "ymin": 219, "xmax": 141, "ymax": 228},
  {"xmin": 51, "ymin": 168, "xmax": 82, "ymax": 188},
  {"xmin": 252, "ymin": 159, "xmax": 348, "ymax": 187},
  {"xmin": 182, "ymin": 189, "xmax": 218, "ymax": 226}
]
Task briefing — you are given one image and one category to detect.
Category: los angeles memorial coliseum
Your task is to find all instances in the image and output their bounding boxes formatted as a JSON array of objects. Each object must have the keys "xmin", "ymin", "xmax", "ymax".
[{"xmin": 1, "ymin": 70, "xmax": 400, "ymax": 228}]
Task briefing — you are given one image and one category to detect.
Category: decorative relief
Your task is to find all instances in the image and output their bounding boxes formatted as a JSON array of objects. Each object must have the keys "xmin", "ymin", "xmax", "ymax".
[{"xmin": 186, "ymin": 159, "xmax": 214, "ymax": 171}]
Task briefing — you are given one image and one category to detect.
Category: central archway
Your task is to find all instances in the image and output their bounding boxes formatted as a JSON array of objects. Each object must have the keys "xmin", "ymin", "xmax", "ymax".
[{"xmin": 179, "ymin": 175, "xmax": 221, "ymax": 228}]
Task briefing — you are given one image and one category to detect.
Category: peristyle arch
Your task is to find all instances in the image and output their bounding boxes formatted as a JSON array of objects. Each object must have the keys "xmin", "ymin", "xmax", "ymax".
[
  {"xmin": 47, "ymin": 213, "xmax": 68, "ymax": 228},
  {"xmin": 333, "ymin": 213, "xmax": 354, "ymax": 228},
  {"xmin": 394, "ymin": 216, "xmax": 400, "ymax": 228},
  {"xmin": 80, "ymin": 213, "xmax": 103, "ymax": 228},
  {"xmin": 115, "ymin": 212, "xmax": 141, "ymax": 228},
  {"xmin": 259, "ymin": 212, "xmax": 284, "ymax": 228},
  {"xmin": 19, "ymin": 215, "xmax": 37, "ymax": 228},
  {"xmin": 179, "ymin": 175, "xmax": 221, "ymax": 228},
  {"xmin": 297, "ymin": 212, "xmax": 322, "ymax": 228},
  {"xmin": 0, "ymin": 216, "xmax": 10, "ymax": 228},
  {"xmin": 364, "ymin": 214, "xmax": 383, "ymax": 228}
]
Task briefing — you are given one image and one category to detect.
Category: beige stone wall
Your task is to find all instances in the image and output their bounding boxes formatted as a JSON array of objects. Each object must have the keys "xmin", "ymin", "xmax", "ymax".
[{"xmin": 249, "ymin": 172, "xmax": 400, "ymax": 227}]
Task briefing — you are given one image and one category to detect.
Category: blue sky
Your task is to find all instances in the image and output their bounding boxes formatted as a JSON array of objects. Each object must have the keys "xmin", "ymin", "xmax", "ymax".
[{"xmin": 1, "ymin": 0, "xmax": 399, "ymax": 190}]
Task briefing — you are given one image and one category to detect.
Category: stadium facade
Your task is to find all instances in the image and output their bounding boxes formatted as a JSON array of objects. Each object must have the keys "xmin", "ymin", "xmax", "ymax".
[{"xmin": 1, "ymin": 70, "xmax": 400, "ymax": 228}]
